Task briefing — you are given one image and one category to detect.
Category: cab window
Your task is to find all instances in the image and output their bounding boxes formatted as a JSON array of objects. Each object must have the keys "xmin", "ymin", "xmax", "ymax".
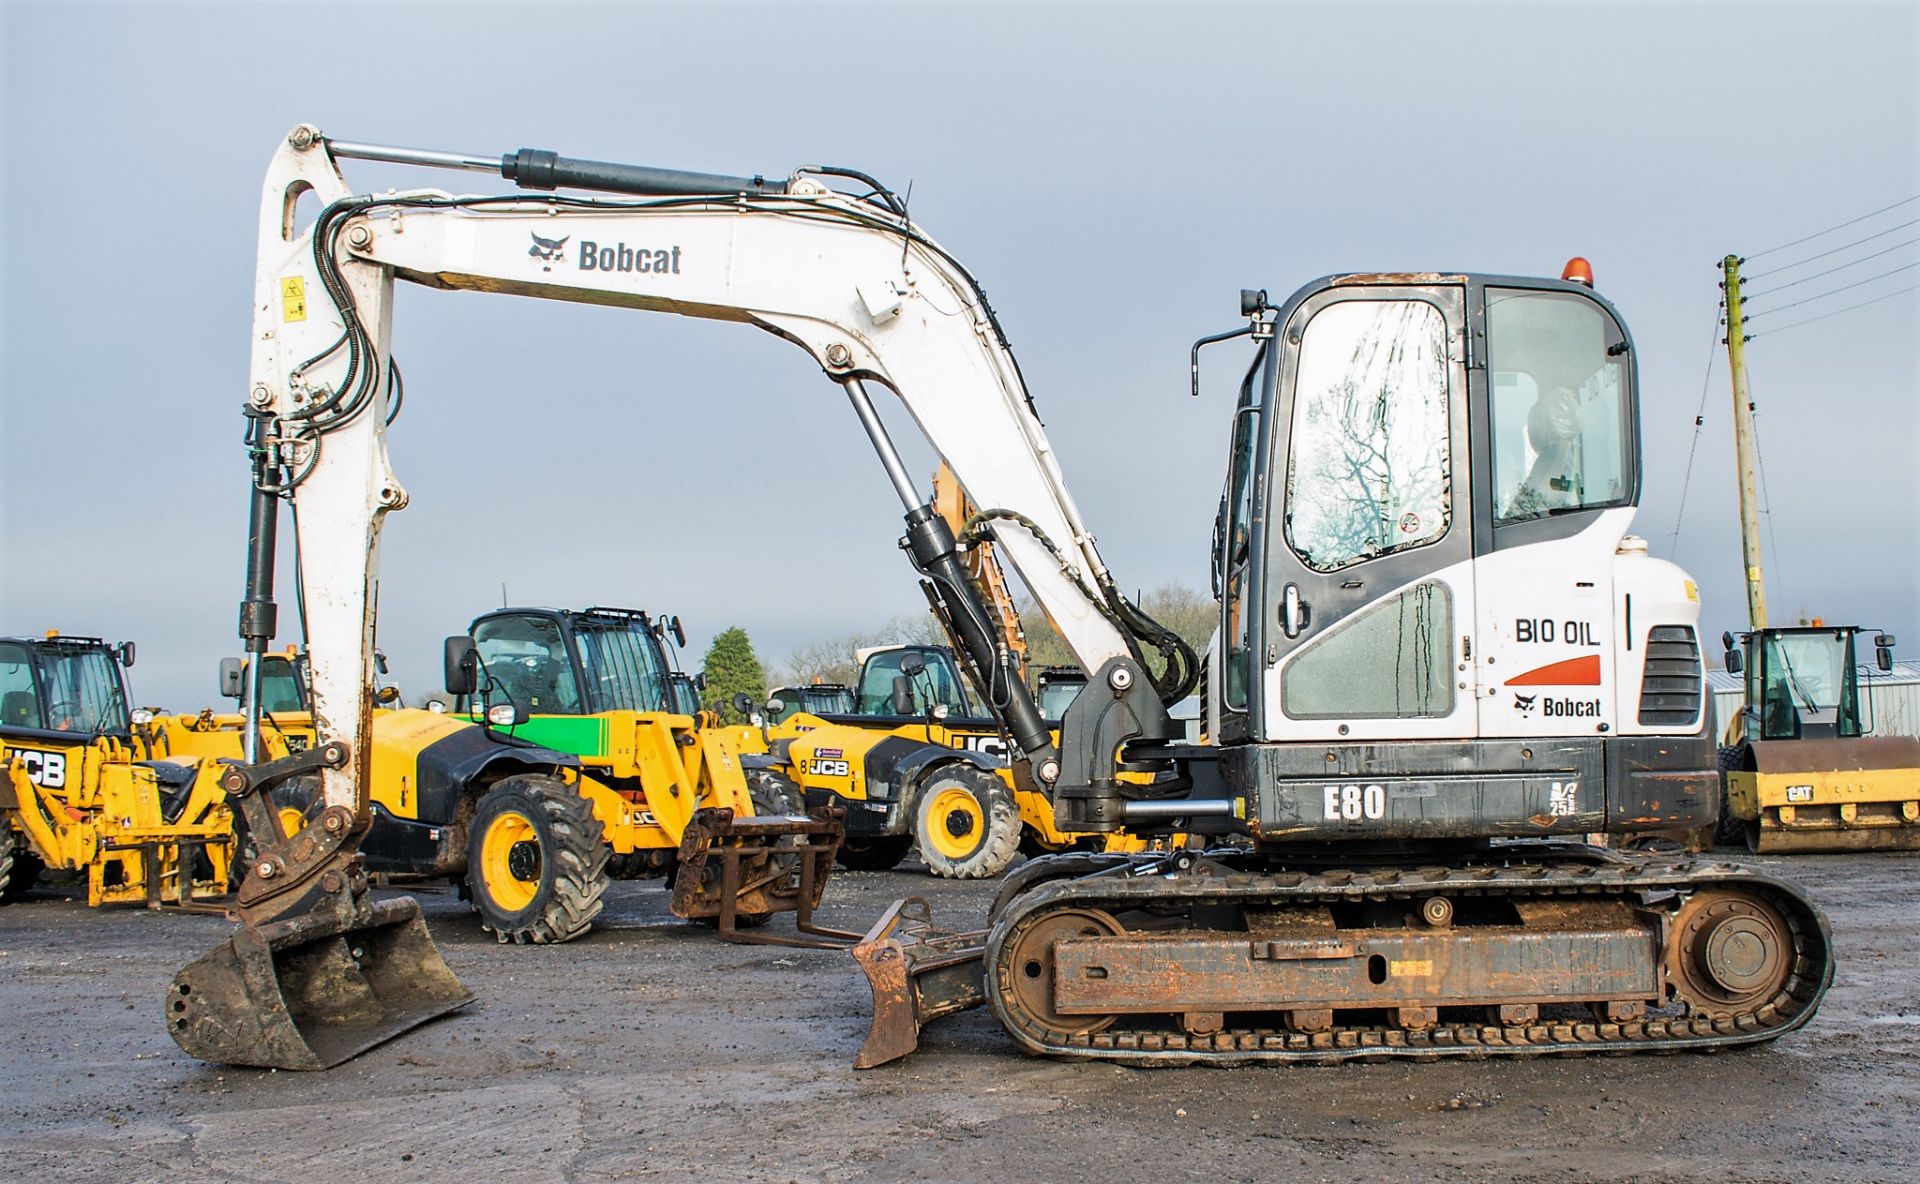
[
  {"xmin": 1487, "ymin": 288, "xmax": 1631, "ymax": 523},
  {"xmin": 1284, "ymin": 300, "xmax": 1452, "ymax": 573},
  {"xmin": 0, "ymin": 643, "xmax": 42, "ymax": 730},
  {"xmin": 255, "ymin": 657, "xmax": 307, "ymax": 713}
]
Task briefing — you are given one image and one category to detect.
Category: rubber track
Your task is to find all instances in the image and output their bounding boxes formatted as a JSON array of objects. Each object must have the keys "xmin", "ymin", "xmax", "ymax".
[{"xmin": 984, "ymin": 853, "xmax": 1833, "ymax": 1065}]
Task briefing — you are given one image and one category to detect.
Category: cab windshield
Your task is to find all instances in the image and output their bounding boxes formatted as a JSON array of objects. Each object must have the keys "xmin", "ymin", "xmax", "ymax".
[
  {"xmin": 1487, "ymin": 288, "xmax": 1633, "ymax": 524},
  {"xmin": 856, "ymin": 650, "xmax": 981, "ymax": 717},
  {"xmin": 472, "ymin": 615, "xmax": 583, "ymax": 714},
  {"xmin": 1756, "ymin": 630, "xmax": 1862, "ymax": 739},
  {"xmin": 13, "ymin": 643, "xmax": 131, "ymax": 735}
]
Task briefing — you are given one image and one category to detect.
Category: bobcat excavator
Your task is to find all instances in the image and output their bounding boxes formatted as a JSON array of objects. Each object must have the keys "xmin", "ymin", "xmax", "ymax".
[{"xmin": 169, "ymin": 124, "xmax": 1833, "ymax": 1072}]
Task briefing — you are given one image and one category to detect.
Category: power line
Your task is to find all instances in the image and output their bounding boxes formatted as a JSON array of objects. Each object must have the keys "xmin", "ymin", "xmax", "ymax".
[
  {"xmin": 1742, "ymin": 234, "xmax": 1920, "ymax": 301},
  {"xmin": 1744, "ymin": 216, "xmax": 1920, "ymax": 281},
  {"xmin": 1667, "ymin": 299, "xmax": 1724, "ymax": 559},
  {"xmin": 1750, "ymin": 281, "xmax": 1920, "ymax": 338},
  {"xmin": 1743, "ymin": 260, "xmax": 1920, "ymax": 320},
  {"xmin": 1745, "ymin": 194, "xmax": 1920, "ymax": 260}
]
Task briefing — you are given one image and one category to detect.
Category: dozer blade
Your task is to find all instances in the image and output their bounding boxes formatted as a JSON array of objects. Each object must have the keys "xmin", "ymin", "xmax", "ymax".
[
  {"xmin": 852, "ymin": 897, "xmax": 987, "ymax": 1068},
  {"xmin": 166, "ymin": 895, "xmax": 473, "ymax": 1070},
  {"xmin": 670, "ymin": 805, "xmax": 863, "ymax": 948}
]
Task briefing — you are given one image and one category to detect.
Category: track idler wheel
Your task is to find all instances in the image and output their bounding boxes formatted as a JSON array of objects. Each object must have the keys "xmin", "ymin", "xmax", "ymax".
[
  {"xmin": 1667, "ymin": 889, "xmax": 1795, "ymax": 1016},
  {"xmin": 997, "ymin": 906, "xmax": 1125, "ymax": 1039}
]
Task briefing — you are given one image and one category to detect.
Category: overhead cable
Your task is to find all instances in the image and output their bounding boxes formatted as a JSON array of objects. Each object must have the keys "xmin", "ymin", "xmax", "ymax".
[
  {"xmin": 1742, "ymin": 261, "xmax": 1920, "ymax": 321},
  {"xmin": 1744, "ymin": 216, "xmax": 1920, "ymax": 281},
  {"xmin": 1745, "ymin": 195, "xmax": 1920, "ymax": 260},
  {"xmin": 1667, "ymin": 299, "xmax": 1724, "ymax": 559},
  {"xmin": 1750, "ymin": 282, "xmax": 1920, "ymax": 338},
  {"xmin": 1742, "ymin": 234, "xmax": 1920, "ymax": 301}
]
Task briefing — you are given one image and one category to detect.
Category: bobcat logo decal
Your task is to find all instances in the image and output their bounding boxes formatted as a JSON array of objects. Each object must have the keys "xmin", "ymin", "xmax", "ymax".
[
  {"xmin": 528, "ymin": 232, "xmax": 570, "ymax": 271},
  {"xmin": 1513, "ymin": 693, "xmax": 1537, "ymax": 717}
]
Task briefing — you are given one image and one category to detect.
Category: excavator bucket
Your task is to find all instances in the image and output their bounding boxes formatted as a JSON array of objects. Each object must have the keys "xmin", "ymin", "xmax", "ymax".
[
  {"xmin": 851, "ymin": 897, "xmax": 987, "ymax": 1068},
  {"xmin": 669, "ymin": 805, "xmax": 862, "ymax": 948},
  {"xmin": 167, "ymin": 895, "xmax": 473, "ymax": 1070}
]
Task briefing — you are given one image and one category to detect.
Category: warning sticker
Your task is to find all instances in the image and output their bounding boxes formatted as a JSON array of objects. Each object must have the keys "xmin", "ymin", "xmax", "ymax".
[{"xmin": 281, "ymin": 276, "xmax": 307, "ymax": 323}]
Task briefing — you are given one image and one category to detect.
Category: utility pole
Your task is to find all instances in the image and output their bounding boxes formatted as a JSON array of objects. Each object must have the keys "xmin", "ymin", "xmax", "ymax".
[{"xmin": 1721, "ymin": 254, "xmax": 1768, "ymax": 630}]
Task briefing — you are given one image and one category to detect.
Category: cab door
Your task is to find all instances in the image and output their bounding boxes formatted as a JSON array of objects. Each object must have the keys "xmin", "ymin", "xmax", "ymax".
[{"xmin": 1255, "ymin": 285, "xmax": 1478, "ymax": 743}]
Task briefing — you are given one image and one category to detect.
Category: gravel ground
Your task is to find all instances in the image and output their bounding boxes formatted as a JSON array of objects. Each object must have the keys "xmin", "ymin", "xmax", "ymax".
[{"xmin": 1, "ymin": 851, "xmax": 1914, "ymax": 1184}]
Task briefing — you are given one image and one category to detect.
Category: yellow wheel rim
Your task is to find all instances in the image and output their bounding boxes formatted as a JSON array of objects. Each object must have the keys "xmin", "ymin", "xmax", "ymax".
[
  {"xmin": 479, "ymin": 811, "xmax": 541, "ymax": 912},
  {"xmin": 277, "ymin": 807, "xmax": 307, "ymax": 836},
  {"xmin": 925, "ymin": 785, "xmax": 985, "ymax": 861}
]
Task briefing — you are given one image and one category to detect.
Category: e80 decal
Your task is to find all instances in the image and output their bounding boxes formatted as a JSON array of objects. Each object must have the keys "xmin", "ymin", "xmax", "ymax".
[{"xmin": 1322, "ymin": 782, "xmax": 1385, "ymax": 821}]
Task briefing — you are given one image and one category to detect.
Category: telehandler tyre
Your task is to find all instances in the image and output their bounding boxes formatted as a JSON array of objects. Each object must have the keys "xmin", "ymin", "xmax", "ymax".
[
  {"xmin": 836, "ymin": 836, "xmax": 912, "ymax": 872},
  {"xmin": 466, "ymin": 775, "xmax": 610, "ymax": 944},
  {"xmin": 914, "ymin": 765, "xmax": 1020, "ymax": 879}
]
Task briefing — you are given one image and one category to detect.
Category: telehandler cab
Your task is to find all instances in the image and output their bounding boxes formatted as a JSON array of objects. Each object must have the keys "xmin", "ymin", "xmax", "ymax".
[{"xmin": 170, "ymin": 126, "xmax": 1831, "ymax": 1074}]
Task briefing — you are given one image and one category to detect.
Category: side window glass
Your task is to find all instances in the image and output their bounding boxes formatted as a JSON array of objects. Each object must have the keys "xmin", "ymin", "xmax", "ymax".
[
  {"xmin": 0, "ymin": 643, "xmax": 42, "ymax": 729},
  {"xmin": 1487, "ymin": 289, "xmax": 1630, "ymax": 523},
  {"xmin": 1284, "ymin": 300, "xmax": 1451, "ymax": 572},
  {"xmin": 1282, "ymin": 581, "xmax": 1454, "ymax": 718}
]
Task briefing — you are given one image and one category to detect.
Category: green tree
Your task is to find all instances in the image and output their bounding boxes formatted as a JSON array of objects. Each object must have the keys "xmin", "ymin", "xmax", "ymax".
[{"xmin": 700, "ymin": 626, "xmax": 768, "ymax": 723}]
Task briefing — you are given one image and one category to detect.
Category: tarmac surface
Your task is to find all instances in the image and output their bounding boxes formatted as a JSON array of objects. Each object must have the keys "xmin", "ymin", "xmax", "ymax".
[{"xmin": 0, "ymin": 850, "xmax": 1914, "ymax": 1184}]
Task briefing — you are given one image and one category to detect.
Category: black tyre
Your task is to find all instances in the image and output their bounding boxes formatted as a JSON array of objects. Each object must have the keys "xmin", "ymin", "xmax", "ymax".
[
  {"xmin": 914, "ymin": 765, "xmax": 1020, "ymax": 880},
  {"xmin": 746, "ymin": 768, "xmax": 805, "ymax": 818},
  {"xmin": 0, "ymin": 835, "xmax": 20, "ymax": 903},
  {"xmin": 466, "ymin": 774, "xmax": 610, "ymax": 944},
  {"xmin": 836, "ymin": 835, "xmax": 913, "ymax": 872},
  {"xmin": 1713, "ymin": 744, "xmax": 1749, "ymax": 848}
]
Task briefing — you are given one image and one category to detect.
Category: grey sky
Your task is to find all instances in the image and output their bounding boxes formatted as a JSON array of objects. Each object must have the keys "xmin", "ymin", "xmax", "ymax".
[{"xmin": 3, "ymin": 1, "xmax": 1915, "ymax": 709}]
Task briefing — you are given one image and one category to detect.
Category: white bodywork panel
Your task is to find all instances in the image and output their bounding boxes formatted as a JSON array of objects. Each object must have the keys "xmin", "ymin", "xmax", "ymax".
[
  {"xmin": 1260, "ymin": 506, "xmax": 1703, "ymax": 743},
  {"xmin": 248, "ymin": 132, "xmax": 1134, "ymax": 814}
]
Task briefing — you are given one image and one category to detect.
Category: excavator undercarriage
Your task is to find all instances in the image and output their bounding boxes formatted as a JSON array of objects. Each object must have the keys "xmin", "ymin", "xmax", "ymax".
[{"xmin": 855, "ymin": 845, "xmax": 1830, "ymax": 1066}]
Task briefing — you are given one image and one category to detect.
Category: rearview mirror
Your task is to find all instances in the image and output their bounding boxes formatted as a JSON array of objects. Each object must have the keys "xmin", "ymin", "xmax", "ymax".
[
  {"xmin": 669, "ymin": 616, "xmax": 686, "ymax": 649},
  {"xmin": 1724, "ymin": 648, "xmax": 1744, "ymax": 675},
  {"xmin": 764, "ymin": 697, "xmax": 786, "ymax": 717},
  {"xmin": 116, "ymin": 641, "xmax": 136, "ymax": 668},
  {"xmin": 733, "ymin": 692, "xmax": 755, "ymax": 717},
  {"xmin": 376, "ymin": 685, "xmax": 401, "ymax": 706},
  {"xmin": 374, "ymin": 649, "xmax": 390, "ymax": 676},
  {"xmin": 444, "ymin": 636, "xmax": 481, "ymax": 696},
  {"xmin": 899, "ymin": 653, "xmax": 927, "ymax": 677},
  {"xmin": 218, "ymin": 657, "xmax": 244, "ymax": 699}
]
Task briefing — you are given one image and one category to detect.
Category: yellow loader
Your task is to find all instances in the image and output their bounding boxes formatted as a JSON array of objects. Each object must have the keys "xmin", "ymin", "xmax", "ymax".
[{"xmin": 1, "ymin": 633, "xmax": 234, "ymax": 908}]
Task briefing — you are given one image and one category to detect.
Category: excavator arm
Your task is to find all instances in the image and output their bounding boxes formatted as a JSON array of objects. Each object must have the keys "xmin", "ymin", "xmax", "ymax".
[
  {"xmin": 246, "ymin": 126, "xmax": 1189, "ymax": 830},
  {"xmin": 169, "ymin": 126, "xmax": 1207, "ymax": 1070}
]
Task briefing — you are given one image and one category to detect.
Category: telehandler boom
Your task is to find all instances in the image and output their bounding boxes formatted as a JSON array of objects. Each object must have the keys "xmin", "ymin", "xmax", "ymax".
[{"xmin": 170, "ymin": 125, "xmax": 1831, "ymax": 1072}]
